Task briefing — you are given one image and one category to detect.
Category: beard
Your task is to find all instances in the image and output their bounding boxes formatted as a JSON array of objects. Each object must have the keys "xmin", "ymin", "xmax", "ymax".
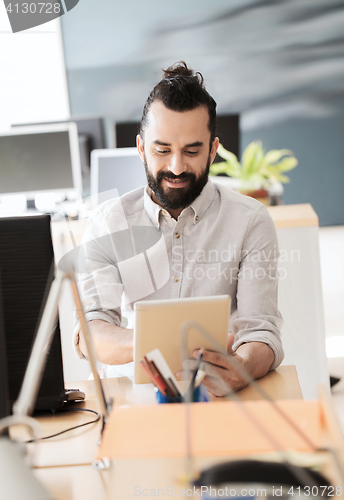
[{"xmin": 144, "ymin": 154, "xmax": 210, "ymax": 210}]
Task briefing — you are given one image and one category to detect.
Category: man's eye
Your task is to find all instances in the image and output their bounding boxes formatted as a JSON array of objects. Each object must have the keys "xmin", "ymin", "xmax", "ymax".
[
  {"xmin": 185, "ymin": 151, "xmax": 198, "ymax": 155},
  {"xmin": 157, "ymin": 150, "xmax": 169, "ymax": 154}
]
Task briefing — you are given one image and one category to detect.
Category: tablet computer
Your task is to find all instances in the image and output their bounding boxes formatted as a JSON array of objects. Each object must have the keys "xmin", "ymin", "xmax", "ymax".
[{"xmin": 134, "ymin": 295, "xmax": 231, "ymax": 384}]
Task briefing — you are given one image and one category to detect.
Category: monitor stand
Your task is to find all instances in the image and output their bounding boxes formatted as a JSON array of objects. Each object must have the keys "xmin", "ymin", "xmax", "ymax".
[
  {"xmin": 0, "ymin": 195, "xmax": 38, "ymax": 217},
  {"xmin": 26, "ymin": 199, "xmax": 36, "ymax": 210}
]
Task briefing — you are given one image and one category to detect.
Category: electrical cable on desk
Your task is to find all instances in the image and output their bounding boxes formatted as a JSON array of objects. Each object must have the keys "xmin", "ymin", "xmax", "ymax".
[{"xmin": 25, "ymin": 408, "xmax": 101, "ymax": 443}]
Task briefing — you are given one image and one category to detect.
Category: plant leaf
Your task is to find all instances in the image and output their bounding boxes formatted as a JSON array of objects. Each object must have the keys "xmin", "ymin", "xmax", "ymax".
[
  {"xmin": 212, "ymin": 144, "xmax": 242, "ymax": 178},
  {"xmin": 274, "ymin": 157, "xmax": 298, "ymax": 172},
  {"xmin": 263, "ymin": 149, "xmax": 294, "ymax": 165},
  {"xmin": 274, "ymin": 173, "xmax": 291, "ymax": 183},
  {"xmin": 209, "ymin": 162, "xmax": 233, "ymax": 176},
  {"xmin": 214, "ymin": 141, "xmax": 298, "ymax": 187},
  {"xmin": 216, "ymin": 143, "xmax": 239, "ymax": 163},
  {"xmin": 242, "ymin": 141, "xmax": 264, "ymax": 175}
]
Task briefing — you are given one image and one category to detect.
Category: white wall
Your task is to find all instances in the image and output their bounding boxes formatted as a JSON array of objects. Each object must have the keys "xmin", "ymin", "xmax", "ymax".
[{"xmin": 0, "ymin": 4, "xmax": 70, "ymax": 130}]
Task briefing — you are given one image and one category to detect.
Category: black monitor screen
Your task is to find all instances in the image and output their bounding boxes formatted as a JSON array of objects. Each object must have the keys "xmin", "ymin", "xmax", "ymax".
[
  {"xmin": 0, "ymin": 216, "xmax": 65, "ymax": 411},
  {"xmin": 116, "ymin": 122, "xmax": 140, "ymax": 148},
  {"xmin": 0, "ymin": 267, "xmax": 9, "ymax": 419},
  {"xmin": 215, "ymin": 114, "xmax": 240, "ymax": 160}
]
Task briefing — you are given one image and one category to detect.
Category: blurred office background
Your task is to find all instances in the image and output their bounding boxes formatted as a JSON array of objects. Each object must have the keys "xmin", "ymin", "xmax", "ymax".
[
  {"xmin": 60, "ymin": 0, "xmax": 344, "ymax": 226},
  {"xmin": 1, "ymin": 0, "xmax": 344, "ymax": 225}
]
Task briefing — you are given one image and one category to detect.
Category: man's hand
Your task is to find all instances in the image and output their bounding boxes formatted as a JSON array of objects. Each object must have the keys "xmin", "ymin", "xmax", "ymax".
[
  {"xmin": 185, "ymin": 334, "xmax": 275, "ymax": 397},
  {"xmin": 192, "ymin": 334, "xmax": 246, "ymax": 396}
]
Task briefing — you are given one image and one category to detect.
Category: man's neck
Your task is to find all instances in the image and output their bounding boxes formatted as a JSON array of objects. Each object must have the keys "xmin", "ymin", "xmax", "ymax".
[{"xmin": 165, "ymin": 207, "xmax": 183, "ymax": 220}]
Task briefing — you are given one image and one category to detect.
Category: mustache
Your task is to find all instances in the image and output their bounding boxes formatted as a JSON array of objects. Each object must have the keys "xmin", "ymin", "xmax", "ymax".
[{"xmin": 156, "ymin": 171, "xmax": 196, "ymax": 182}]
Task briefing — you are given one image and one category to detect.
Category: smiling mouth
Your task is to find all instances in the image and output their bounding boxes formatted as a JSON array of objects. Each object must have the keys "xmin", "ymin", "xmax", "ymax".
[{"xmin": 164, "ymin": 177, "xmax": 190, "ymax": 187}]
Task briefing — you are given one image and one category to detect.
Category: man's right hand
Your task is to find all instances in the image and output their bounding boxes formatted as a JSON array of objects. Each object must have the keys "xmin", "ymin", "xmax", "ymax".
[{"xmin": 79, "ymin": 320, "xmax": 133, "ymax": 365}]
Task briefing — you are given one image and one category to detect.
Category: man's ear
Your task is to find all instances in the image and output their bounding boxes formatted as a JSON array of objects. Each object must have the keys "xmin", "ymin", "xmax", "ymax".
[
  {"xmin": 210, "ymin": 137, "xmax": 220, "ymax": 165},
  {"xmin": 137, "ymin": 134, "xmax": 145, "ymax": 163}
]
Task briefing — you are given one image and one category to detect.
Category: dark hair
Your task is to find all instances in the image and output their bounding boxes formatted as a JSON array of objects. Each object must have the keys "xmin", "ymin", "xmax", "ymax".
[{"xmin": 140, "ymin": 61, "xmax": 217, "ymax": 145}]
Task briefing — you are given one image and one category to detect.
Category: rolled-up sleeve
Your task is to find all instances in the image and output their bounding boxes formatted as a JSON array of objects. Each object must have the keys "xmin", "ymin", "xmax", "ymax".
[
  {"xmin": 231, "ymin": 205, "xmax": 284, "ymax": 370},
  {"xmin": 72, "ymin": 209, "xmax": 124, "ymax": 359}
]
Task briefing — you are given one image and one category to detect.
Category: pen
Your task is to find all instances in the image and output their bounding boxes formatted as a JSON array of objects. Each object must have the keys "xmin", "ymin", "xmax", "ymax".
[
  {"xmin": 166, "ymin": 376, "xmax": 181, "ymax": 398},
  {"xmin": 140, "ymin": 360, "xmax": 167, "ymax": 396},
  {"xmin": 150, "ymin": 360, "xmax": 176, "ymax": 397},
  {"xmin": 144, "ymin": 356, "xmax": 170, "ymax": 392},
  {"xmin": 188, "ymin": 347, "xmax": 205, "ymax": 396},
  {"xmin": 194, "ymin": 369, "xmax": 206, "ymax": 388}
]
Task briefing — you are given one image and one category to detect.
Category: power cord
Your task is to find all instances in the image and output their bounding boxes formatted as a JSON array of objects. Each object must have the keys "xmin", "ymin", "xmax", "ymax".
[{"xmin": 25, "ymin": 408, "xmax": 101, "ymax": 443}]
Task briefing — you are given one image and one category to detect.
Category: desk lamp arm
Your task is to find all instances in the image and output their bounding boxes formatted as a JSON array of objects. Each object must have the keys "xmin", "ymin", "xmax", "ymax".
[
  {"xmin": 69, "ymin": 272, "xmax": 109, "ymax": 424},
  {"xmin": 13, "ymin": 269, "xmax": 109, "ymax": 425}
]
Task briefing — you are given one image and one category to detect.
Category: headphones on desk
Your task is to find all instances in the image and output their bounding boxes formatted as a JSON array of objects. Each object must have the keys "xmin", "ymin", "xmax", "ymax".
[{"xmin": 194, "ymin": 459, "xmax": 330, "ymax": 493}]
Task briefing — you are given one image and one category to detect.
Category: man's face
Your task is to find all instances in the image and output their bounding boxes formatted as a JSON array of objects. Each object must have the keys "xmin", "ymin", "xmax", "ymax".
[{"xmin": 137, "ymin": 101, "xmax": 219, "ymax": 211}]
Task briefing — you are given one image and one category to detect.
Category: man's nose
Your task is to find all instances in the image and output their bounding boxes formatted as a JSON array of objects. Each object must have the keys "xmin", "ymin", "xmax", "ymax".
[{"xmin": 168, "ymin": 153, "xmax": 186, "ymax": 176}]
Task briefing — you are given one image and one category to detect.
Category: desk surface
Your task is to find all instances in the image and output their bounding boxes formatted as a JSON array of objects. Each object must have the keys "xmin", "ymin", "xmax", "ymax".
[
  {"xmin": 27, "ymin": 368, "xmax": 344, "ymax": 500},
  {"xmin": 25, "ymin": 366, "xmax": 302, "ymax": 470},
  {"xmin": 267, "ymin": 203, "xmax": 318, "ymax": 229}
]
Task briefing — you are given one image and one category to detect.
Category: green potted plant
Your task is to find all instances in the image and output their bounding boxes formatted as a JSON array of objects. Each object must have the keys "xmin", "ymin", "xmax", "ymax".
[{"xmin": 209, "ymin": 140, "xmax": 298, "ymax": 205}]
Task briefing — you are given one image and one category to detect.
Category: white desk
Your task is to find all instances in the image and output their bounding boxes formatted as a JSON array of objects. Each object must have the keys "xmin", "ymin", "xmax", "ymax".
[
  {"xmin": 27, "ymin": 372, "xmax": 344, "ymax": 500},
  {"xmin": 28, "ymin": 367, "xmax": 305, "ymax": 499},
  {"xmin": 267, "ymin": 204, "xmax": 329, "ymax": 399}
]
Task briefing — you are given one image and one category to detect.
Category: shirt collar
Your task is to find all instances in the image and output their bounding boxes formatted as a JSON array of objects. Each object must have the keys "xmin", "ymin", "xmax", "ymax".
[
  {"xmin": 188, "ymin": 179, "xmax": 216, "ymax": 224},
  {"xmin": 144, "ymin": 186, "xmax": 163, "ymax": 228},
  {"xmin": 144, "ymin": 179, "xmax": 216, "ymax": 228}
]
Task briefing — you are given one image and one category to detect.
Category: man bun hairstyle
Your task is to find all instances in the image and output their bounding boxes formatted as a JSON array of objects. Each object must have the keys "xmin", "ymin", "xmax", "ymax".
[{"xmin": 140, "ymin": 61, "xmax": 217, "ymax": 146}]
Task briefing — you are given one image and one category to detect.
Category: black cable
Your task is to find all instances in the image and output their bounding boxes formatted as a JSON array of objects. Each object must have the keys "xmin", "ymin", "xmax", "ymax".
[{"xmin": 25, "ymin": 408, "xmax": 101, "ymax": 443}]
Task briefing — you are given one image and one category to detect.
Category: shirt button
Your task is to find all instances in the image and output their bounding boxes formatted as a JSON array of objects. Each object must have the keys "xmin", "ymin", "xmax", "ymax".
[
  {"xmin": 175, "ymin": 233, "xmax": 180, "ymax": 239},
  {"xmin": 174, "ymin": 277, "xmax": 179, "ymax": 282},
  {"xmin": 195, "ymin": 216, "xmax": 199, "ymax": 222}
]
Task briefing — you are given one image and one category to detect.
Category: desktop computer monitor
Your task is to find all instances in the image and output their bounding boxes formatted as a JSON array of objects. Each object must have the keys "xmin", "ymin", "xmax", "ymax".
[
  {"xmin": 90, "ymin": 147, "xmax": 147, "ymax": 206},
  {"xmin": 13, "ymin": 116, "xmax": 106, "ymax": 170},
  {"xmin": 0, "ymin": 215, "xmax": 66, "ymax": 412},
  {"xmin": 215, "ymin": 114, "xmax": 240, "ymax": 160},
  {"xmin": 0, "ymin": 123, "xmax": 82, "ymax": 209},
  {"xmin": 69, "ymin": 116, "xmax": 106, "ymax": 171},
  {"xmin": 115, "ymin": 121, "xmax": 140, "ymax": 148},
  {"xmin": 0, "ymin": 268, "xmax": 10, "ymax": 419}
]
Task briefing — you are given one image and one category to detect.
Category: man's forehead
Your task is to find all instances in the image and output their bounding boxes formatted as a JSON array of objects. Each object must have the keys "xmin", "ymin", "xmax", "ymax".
[
  {"xmin": 147, "ymin": 100, "xmax": 209, "ymax": 121},
  {"xmin": 144, "ymin": 101, "xmax": 210, "ymax": 140}
]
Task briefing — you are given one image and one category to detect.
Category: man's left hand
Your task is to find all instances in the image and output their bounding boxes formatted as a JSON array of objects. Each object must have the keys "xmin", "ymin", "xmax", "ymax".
[
  {"xmin": 178, "ymin": 335, "xmax": 275, "ymax": 397},
  {"xmin": 192, "ymin": 334, "xmax": 249, "ymax": 396}
]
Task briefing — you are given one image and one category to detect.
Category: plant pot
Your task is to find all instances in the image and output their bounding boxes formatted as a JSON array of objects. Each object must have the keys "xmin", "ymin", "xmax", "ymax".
[{"xmin": 241, "ymin": 189, "xmax": 270, "ymax": 206}]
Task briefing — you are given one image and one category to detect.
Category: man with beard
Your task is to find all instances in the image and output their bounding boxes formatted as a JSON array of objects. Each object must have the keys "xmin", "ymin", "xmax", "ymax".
[{"xmin": 74, "ymin": 62, "xmax": 283, "ymax": 395}]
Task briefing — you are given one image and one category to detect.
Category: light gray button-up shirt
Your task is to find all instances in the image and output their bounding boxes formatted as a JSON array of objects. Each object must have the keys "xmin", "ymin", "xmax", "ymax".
[{"xmin": 73, "ymin": 180, "xmax": 284, "ymax": 374}]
